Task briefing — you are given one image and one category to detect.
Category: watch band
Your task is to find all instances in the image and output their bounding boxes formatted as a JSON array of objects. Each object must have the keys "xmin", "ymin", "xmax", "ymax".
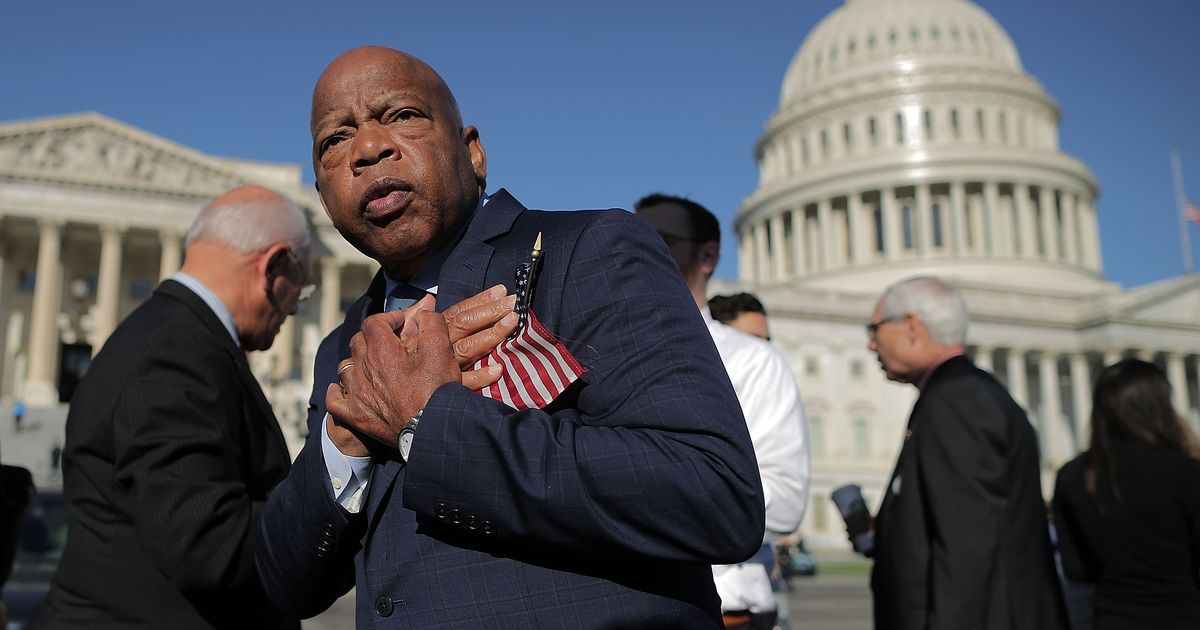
[{"xmin": 398, "ymin": 408, "xmax": 423, "ymax": 462}]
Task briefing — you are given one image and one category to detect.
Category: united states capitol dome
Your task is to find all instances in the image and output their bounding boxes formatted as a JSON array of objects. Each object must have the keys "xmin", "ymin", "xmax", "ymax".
[
  {"xmin": 781, "ymin": 0, "xmax": 1021, "ymax": 106},
  {"xmin": 737, "ymin": 0, "xmax": 1102, "ymax": 294}
]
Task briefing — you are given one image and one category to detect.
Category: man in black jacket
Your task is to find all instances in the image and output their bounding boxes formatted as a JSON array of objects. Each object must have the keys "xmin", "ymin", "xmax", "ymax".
[
  {"xmin": 863, "ymin": 276, "xmax": 1067, "ymax": 630},
  {"xmin": 36, "ymin": 186, "xmax": 308, "ymax": 629}
]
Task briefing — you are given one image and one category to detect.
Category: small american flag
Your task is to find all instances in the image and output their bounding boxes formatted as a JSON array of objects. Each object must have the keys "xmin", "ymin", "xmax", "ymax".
[
  {"xmin": 471, "ymin": 233, "xmax": 586, "ymax": 410},
  {"xmin": 1187, "ymin": 199, "xmax": 1200, "ymax": 225}
]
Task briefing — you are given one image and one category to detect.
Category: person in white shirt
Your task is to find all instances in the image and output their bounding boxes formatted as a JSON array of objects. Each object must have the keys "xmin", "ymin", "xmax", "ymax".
[{"xmin": 637, "ymin": 194, "xmax": 810, "ymax": 630}]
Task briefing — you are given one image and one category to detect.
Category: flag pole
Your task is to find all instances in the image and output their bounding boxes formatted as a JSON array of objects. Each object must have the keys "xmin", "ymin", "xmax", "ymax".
[{"xmin": 1173, "ymin": 150, "xmax": 1192, "ymax": 273}]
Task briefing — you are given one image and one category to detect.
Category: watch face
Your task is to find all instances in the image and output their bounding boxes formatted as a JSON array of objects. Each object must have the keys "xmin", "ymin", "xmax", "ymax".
[{"xmin": 399, "ymin": 429, "xmax": 415, "ymax": 461}]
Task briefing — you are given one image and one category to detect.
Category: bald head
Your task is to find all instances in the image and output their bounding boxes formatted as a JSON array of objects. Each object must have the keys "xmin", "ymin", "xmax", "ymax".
[
  {"xmin": 185, "ymin": 185, "xmax": 310, "ymax": 256},
  {"xmin": 307, "ymin": 46, "xmax": 487, "ymax": 279},
  {"xmin": 311, "ymin": 46, "xmax": 463, "ymax": 138}
]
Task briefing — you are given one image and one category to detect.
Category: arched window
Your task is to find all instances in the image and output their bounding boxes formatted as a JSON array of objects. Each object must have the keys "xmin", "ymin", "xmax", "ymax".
[
  {"xmin": 976, "ymin": 108, "xmax": 986, "ymax": 140},
  {"xmin": 896, "ymin": 112, "xmax": 906, "ymax": 144},
  {"xmin": 809, "ymin": 415, "xmax": 825, "ymax": 456},
  {"xmin": 801, "ymin": 136, "xmax": 810, "ymax": 165},
  {"xmin": 843, "ymin": 122, "xmax": 853, "ymax": 151},
  {"xmin": 868, "ymin": 117, "xmax": 878, "ymax": 145},
  {"xmin": 852, "ymin": 418, "xmax": 871, "ymax": 457},
  {"xmin": 998, "ymin": 111, "xmax": 1008, "ymax": 143},
  {"xmin": 820, "ymin": 129, "xmax": 830, "ymax": 159},
  {"xmin": 923, "ymin": 109, "xmax": 933, "ymax": 141},
  {"xmin": 950, "ymin": 108, "xmax": 961, "ymax": 139}
]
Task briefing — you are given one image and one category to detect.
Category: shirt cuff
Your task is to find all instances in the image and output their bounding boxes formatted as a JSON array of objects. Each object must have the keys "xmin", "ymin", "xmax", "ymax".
[{"xmin": 320, "ymin": 414, "xmax": 373, "ymax": 513}]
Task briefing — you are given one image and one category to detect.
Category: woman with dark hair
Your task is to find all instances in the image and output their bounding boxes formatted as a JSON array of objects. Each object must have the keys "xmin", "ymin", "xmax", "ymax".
[{"xmin": 1053, "ymin": 359, "xmax": 1200, "ymax": 629}]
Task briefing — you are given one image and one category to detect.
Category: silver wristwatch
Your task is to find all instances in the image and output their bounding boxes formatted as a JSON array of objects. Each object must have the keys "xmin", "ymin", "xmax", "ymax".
[{"xmin": 398, "ymin": 408, "xmax": 423, "ymax": 462}]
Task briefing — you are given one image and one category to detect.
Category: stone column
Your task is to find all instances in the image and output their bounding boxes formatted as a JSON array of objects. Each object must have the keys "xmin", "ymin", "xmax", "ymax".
[
  {"xmin": 790, "ymin": 208, "xmax": 807, "ymax": 277},
  {"xmin": 1069, "ymin": 353, "xmax": 1092, "ymax": 451},
  {"xmin": 1038, "ymin": 352, "xmax": 1066, "ymax": 465},
  {"xmin": 1167, "ymin": 353, "xmax": 1188, "ymax": 416},
  {"xmin": 1006, "ymin": 348, "xmax": 1029, "ymax": 409},
  {"xmin": 984, "ymin": 181, "xmax": 1001, "ymax": 256},
  {"xmin": 974, "ymin": 345, "xmax": 993, "ymax": 372},
  {"xmin": 916, "ymin": 183, "xmax": 934, "ymax": 257},
  {"xmin": 969, "ymin": 191, "xmax": 985, "ymax": 255},
  {"xmin": 817, "ymin": 198, "xmax": 834, "ymax": 271},
  {"xmin": 25, "ymin": 219, "xmax": 64, "ymax": 405},
  {"xmin": 1039, "ymin": 186, "xmax": 1060, "ymax": 261},
  {"xmin": 754, "ymin": 221, "xmax": 770, "ymax": 284},
  {"xmin": 738, "ymin": 229, "xmax": 753, "ymax": 283},
  {"xmin": 847, "ymin": 192, "xmax": 865, "ymax": 264},
  {"xmin": 1014, "ymin": 183, "xmax": 1038, "ymax": 259},
  {"xmin": 320, "ymin": 258, "xmax": 344, "ymax": 336},
  {"xmin": 159, "ymin": 229, "xmax": 183, "ymax": 280},
  {"xmin": 1080, "ymin": 197, "xmax": 1103, "ymax": 271},
  {"xmin": 93, "ymin": 223, "xmax": 126, "ymax": 355},
  {"xmin": 950, "ymin": 181, "xmax": 967, "ymax": 256},
  {"xmin": 1059, "ymin": 191, "xmax": 1079, "ymax": 265},
  {"xmin": 0, "ymin": 235, "xmax": 7, "ymax": 394},
  {"xmin": 882, "ymin": 188, "xmax": 902, "ymax": 261},
  {"xmin": 770, "ymin": 213, "xmax": 788, "ymax": 280}
]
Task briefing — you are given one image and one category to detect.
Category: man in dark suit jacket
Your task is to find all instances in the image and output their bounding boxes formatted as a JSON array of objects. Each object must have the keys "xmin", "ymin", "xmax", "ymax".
[
  {"xmin": 36, "ymin": 186, "xmax": 309, "ymax": 629},
  {"xmin": 863, "ymin": 276, "xmax": 1067, "ymax": 630},
  {"xmin": 255, "ymin": 47, "xmax": 765, "ymax": 629}
]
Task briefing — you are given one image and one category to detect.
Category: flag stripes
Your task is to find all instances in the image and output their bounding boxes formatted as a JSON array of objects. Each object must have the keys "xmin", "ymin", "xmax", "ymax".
[{"xmin": 472, "ymin": 309, "xmax": 585, "ymax": 410}]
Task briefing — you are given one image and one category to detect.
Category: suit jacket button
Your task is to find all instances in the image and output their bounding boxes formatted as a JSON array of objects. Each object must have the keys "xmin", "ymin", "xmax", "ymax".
[
  {"xmin": 466, "ymin": 517, "xmax": 480, "ymax": 531},
  {"xmin": 374, "ymin": 596, "xmax": 394, "ymax": 617},
  {"xmin": 434, "ymin": 502, "xmax": 448, "ymax": 519},
  {"xmin": 449, "ymin": 508, "xmax": 463, "ymax": 525},
  {"xmin": 482, "ymin": 520, "xmax": 494, "ymax": 534}
]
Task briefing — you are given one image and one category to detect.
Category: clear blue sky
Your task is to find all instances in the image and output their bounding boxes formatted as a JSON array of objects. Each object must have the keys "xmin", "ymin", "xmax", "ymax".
[{"xmin": 3, "ymin": 0, "xmax": 1197, "ymax": 288}]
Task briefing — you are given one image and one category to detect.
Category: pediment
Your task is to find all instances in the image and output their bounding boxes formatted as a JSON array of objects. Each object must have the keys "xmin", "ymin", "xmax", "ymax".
[
  {"xmin": 0, "ymin": 113, "xmax": 247, "ymax": 197},
  {"xmin": 1115, "ymin": 275, "xmax": 1200, "ymax": 326}
]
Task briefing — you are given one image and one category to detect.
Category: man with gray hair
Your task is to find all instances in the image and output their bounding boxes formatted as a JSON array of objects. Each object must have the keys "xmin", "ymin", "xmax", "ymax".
[
  {"xmin": 37, "ymin": 185, "xmax": 307, "ymax": 629},
  {"xmin": 862, "ymin": 275, "xmax": 1067, "ymax": 630}
]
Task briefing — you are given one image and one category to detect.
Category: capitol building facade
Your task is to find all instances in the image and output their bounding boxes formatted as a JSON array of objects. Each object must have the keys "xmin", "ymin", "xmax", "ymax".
[
  {"xmin": 1, "ymin": 0, "xmax": 1198, "ymax": 550},
  {"xmin": 735, "ymin": 0, "xmax": 1200, "ymax": 548},
  {"xmin": 0, "ymin": 112, "xmax": 376, "ymax": 454}
]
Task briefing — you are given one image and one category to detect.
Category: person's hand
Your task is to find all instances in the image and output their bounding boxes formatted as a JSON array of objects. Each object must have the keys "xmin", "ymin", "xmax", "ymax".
[
  {"xmin": 327, "ymin": 308, "xmax": 460, "ymax": 449},
  {"xmin": 440, "ymin": 285, "xmax": 519, "ymax": 388},
  {"xmin": 845, "ymin": 509, "xmax": 873, "ymax": 539},
  {"xmin": 323, "ymin": 286, "xmax": 517, "ymax": 455}
]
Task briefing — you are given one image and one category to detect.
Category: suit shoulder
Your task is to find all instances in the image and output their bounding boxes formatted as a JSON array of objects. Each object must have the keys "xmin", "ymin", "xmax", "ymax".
[{"xmin": 517, "ymin": 207, "xmax": 640, "ymax": 233}]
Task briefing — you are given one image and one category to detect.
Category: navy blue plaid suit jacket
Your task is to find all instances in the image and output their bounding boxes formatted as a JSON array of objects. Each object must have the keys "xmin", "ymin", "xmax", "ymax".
[{"xmin": 257, "ymin": 190, "xmax": 765, "ymax": 628}]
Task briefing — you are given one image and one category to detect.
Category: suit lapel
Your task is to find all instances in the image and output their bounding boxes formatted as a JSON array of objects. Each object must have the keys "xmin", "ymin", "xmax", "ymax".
[
  {"xmin": 435, "ymin": 189, "xmax": 524, "ymax": 309},
  {"xmin": 365, "ymin": 191, "xmax": 526, "ymax": 522}
]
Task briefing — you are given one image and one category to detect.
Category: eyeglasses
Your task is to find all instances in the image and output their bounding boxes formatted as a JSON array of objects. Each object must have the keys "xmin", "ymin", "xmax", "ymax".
[
  {"xmin": 283, "ymin": 249, "xmax": 317, "ymax": 303},
  {"xmin": 865, "ymin": 316, "xmax": 901, "ymax": 339}
]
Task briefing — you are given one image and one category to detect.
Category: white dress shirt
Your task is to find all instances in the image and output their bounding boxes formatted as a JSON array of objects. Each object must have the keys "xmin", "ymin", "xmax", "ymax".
[{"xmin": 704, "ymin": 307, "xmax": 810, "ymax": 613}]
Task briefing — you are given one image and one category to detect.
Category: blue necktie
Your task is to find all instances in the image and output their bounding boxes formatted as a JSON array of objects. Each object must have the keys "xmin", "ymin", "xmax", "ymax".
[{"xmin": 385, "ymin": 283, "xmax": 429, "ymax": 312}]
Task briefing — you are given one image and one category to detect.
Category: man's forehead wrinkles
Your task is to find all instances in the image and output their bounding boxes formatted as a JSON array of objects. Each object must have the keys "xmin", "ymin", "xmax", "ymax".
[{"xmin": 311, "ymin": 90, "xmax": 433, "ymax": 132}]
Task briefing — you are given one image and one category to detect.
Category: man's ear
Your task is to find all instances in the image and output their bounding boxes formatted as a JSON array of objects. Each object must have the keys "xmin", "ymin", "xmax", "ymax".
[
  {"xmin": 259, "ymin": 243, "xmax": 291, "ymax": 291},
  {"xmin": 699, "ymin": 241, "xmax": 720, "ymax": 276},
  {"xmin": 463, "ymin": 125, "xmax": 487, "ymax": 190}
]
